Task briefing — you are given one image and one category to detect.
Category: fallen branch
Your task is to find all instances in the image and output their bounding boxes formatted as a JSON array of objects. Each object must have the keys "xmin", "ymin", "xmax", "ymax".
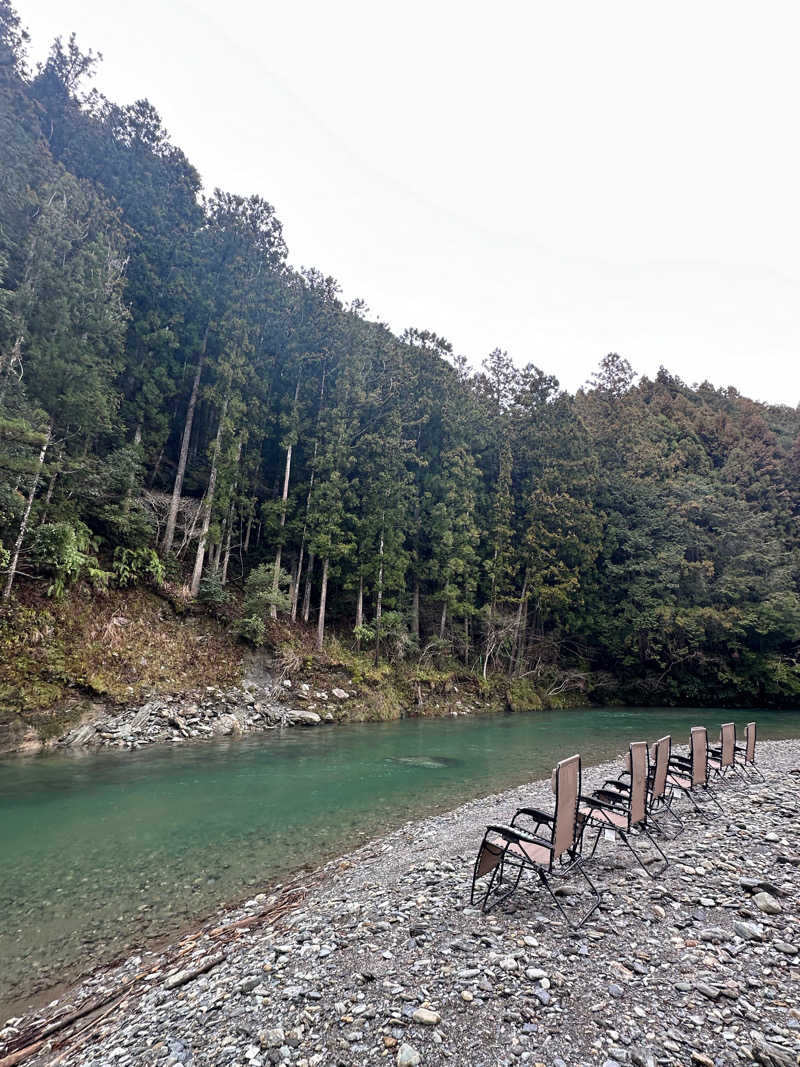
[
  {"xmin": 0, "ymin": 879, "xmax": 314, "ymax": 1066},
  {"xmin": 163, "ymin": 951, "xmax": 225, "ymax": 991}
]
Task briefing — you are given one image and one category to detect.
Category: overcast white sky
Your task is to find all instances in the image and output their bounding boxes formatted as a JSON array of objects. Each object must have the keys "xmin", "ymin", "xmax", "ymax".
[{"xmin": 17, "ymin": 1, "xmax": 800, "ymax": 406}]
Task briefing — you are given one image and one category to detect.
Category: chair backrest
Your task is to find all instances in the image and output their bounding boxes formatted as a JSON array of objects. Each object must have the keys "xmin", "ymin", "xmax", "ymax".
[
  {"xmin": 629, "ymin": 741, "xmax": 649, "ymax": 825},
  {"xmin": 651, "ymin": 735, "xmax": 671, "ymax": 799},
  {"xmin": 745, "ymin": 721, "xmax": 756, "ymax": 763},
  {"xmin": 720, "ymin": 722, "xmax": 735, "ymax": 767},
  {"xmin": 690, "ymin": 726, "xmax": 708, "ymax": 786},
  {"xmin": 552, "ymin": 753, "xmax": 581, "ymax": 862}
]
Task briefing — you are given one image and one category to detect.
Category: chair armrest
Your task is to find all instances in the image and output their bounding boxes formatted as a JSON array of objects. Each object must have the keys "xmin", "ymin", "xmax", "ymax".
[
  {"xmin": 486, "ymin": 824, "xmax": 552, "ymax": 848},
  {"xmin": 670, "ymin": 755, "xmax": 692, "ymax": 769},
  {"xmin": 591, "ymin": 790, "xmax": 630, "ymax": 811},
  {"xmin": 603, "ymin": 779, "xmax": 630, "ymax": 792},
  {"xmin": 580, "ymin": 794, "xmax": 625, "ymax": 813},
  {"xmin": 512, "ymin": 807, "xmax": 554, "ymax": 824}
]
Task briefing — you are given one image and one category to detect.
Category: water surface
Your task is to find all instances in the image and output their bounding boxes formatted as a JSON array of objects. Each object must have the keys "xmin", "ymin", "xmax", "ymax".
[{"xmin": 1, "ymin": 706, "xmax": 799, "ymax": 1017}]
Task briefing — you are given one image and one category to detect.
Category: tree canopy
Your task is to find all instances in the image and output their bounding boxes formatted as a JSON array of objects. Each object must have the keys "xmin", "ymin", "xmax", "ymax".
[{"xmin": 1, "ymin": 6, "xmax": 799, "ymax": 706}]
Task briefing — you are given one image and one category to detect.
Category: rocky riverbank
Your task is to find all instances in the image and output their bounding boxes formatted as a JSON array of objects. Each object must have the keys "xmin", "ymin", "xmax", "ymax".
[
  {"xmin": 9, "ymin": 670, "xmax": 487, "ymax": 755},
  {"xmin": 55, "ymin": 680, "xmax": 346, "ymax": 751},
  {"xmin": 2, "ymin": 739, "xmax": 799, "ymax": 1067}
]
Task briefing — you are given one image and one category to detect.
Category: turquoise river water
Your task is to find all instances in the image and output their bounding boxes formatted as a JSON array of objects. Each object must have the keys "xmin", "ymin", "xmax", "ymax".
[{"xmin": 1, "ymin": 706, "xmax": 799, "ymax": 1018}]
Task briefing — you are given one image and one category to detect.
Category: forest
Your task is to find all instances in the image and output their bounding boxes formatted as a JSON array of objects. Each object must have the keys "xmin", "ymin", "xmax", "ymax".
[{"xmin": 1, "ymin": 2, "xmax": 799, "ymax": 709}]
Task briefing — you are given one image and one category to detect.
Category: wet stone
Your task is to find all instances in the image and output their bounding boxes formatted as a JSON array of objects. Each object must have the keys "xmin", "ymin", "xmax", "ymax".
[{"xmin": 396, "ymin": 1043, "xmax": 421, "ymax": 1066}]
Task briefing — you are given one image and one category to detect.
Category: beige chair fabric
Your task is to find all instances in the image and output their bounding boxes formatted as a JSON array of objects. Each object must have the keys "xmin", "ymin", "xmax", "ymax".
[
  {"xmin": 690, "ymin": 726, "xmax": 708, "ymax": 786},
  {"xmin": 553, "ymin": 754, "xmax": 580, "ymax": 861}
]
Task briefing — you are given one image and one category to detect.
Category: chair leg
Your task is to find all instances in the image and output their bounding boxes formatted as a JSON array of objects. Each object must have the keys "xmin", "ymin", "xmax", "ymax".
[
  {"xmin": 617, "ymin": 827, "xmax": 668, "ymax": 878},
  {"xmin": 536, "ymin": 860, "xmax": 601, "ymax": 930},
  {"xmin": 640, "ymin": 825, "xmax": 669, "ymax": 874},
  {"xmin": 476, "ymin": 854, "xmax": 524, "ymax": 913},
  {"xmin": 659, "ymin": 790, "xmax": 685, "ymax": 835},
  {"xmin": 586, "ymin": 822, "xmax": 605, "ymax": 861},
  {"xmin": 648, "ymin": 809, "xmax": 680, "ymax": 841},
  {"xmin": 668, "ymin": 776, "xmax": 702, "ymax": 815},
  {"xmin": 729, "ymin": 764, "xmax": 748, "ymax": 785},
  {"xmin": 703, "ymin": 784, "xmax": 725, "ymax": 813}
]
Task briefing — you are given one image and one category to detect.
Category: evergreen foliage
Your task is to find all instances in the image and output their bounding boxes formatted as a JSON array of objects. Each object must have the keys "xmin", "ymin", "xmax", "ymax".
[{"xmin": 0, "ymin": 6, "xmax": 798, "ymax": 704}]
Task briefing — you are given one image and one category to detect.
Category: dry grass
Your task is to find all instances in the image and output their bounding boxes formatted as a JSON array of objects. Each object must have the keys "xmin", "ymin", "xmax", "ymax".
[{"xmin": 0, "ymin": 585, "xmax": 244, "ymax": 726}]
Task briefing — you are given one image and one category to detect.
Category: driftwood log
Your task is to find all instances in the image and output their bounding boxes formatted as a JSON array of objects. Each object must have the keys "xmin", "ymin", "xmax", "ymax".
[{"xmin": 0, "ymin": 881, "xmax": 312, "ymax": 1067}]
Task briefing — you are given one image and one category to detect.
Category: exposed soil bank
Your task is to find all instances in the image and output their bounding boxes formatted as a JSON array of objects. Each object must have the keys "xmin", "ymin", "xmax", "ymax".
[{"xmin": 3, "ymin": 739, "xmax": 798, "ymax": 1067}]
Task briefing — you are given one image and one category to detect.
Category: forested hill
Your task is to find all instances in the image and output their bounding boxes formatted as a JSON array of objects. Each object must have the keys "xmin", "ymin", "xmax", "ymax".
[{"xmin": 1, "ymin": 5, "xmax": 799, "ymax": 710}]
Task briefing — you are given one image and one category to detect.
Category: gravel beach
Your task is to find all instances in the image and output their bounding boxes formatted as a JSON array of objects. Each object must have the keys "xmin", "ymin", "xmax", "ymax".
[{"xmin": 3, "ymin": 738, "xmax": 799, "ymax": 1067}]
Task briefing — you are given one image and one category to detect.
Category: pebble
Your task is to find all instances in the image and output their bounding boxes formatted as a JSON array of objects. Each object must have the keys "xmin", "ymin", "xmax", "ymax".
[
  {"xmin": 412, "ymin": 1008, "xmax": 441, "ymax": 1025},
  {"xmin": 396, "ymin": 1044, "xmax": 421, "ymax": 1067},
  {"xmin": 733, "ymin": 919, "xmax": 764, "ymax": 941},
  {"xmin": 753, "ymin": 891, "xmax": 782, "ymax": 914}
]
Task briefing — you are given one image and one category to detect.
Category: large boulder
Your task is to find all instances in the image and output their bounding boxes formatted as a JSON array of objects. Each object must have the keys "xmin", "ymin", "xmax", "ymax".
[{"xmin": 283, "ymin": 709, "xmax": 322, "ymax": 727}]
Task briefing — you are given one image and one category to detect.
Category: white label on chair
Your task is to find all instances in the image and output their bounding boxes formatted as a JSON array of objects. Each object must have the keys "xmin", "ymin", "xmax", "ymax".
[{"xmin": 604, "ymin": 829, "xmax": 617, "ymax": 841}]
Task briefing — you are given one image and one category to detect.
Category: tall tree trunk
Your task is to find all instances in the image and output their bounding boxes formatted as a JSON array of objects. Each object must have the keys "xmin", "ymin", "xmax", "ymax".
[
  {"xmin": 121, "ymin": 425, "xmax": 142, "ymax": 520},
  {"xmin": 39, "ymin": 442, "xmax": 61, "ymax": 524},
  {"xmin": 0, "ymin": 335, "xmax": 23, "ymax": 406},
  {"xmin": 271, "ymin": 442, "xmax": 292, "ymax": 619},
  {"xmin": 512, "ymin": 569, "xmax": 529, "ymax": 676},
  {"xmin": 272, "ymin": 374, "xmax": 301, "ymax": 617},
  {"xmin": 148, "ymin": 442, "xmax": 165, "ymax": 487},
  {"xmin": 221, "ymin": 505, "xmax": 235, "ymax": 585},
  {"xmin": 292, "ymin": 540, "xmax": 305, "ymax": 621},
  {"xmin": 412, "ymin": 578, "xmax": 420, "ymax": 643},
  {"xmin": 190, "ymin": 396, "xmax": 227, "ymax": 597},
  {"xmin": 292, "ymin": 361, "xmax": 326, "ymax": 620},
  {"xmin": 374, "ymin": 516, "xmax": 384, "ymax": 667},
  {"xmin": 355, "ymin": 573, "xmax": 364, "ymax": 651},
  {"xmin": 439, "ymin": 596, "xmax": 447, "ymax": 640},
  {"xmin": 302, "ymin": 552, "xmax": 315, "ymax": 623},
  {"xmin": 3, "ymin": 427, "xmax": 50, "ymax": 602},
  {"xmin": 220, "ymin": 440, "xmax": 241, "ymax": 585},
  {"xmin": 315, "ymin": 556, "xmax": 329, "ymax": 652},
  {"xmin": 161, "ymin": 325, "xmax": 208, "ymax": 555},
  {"xmin": 209, "ymin": 536, "xmax": 221, "ymax": 572},
  {"xmin": 291, "ymin": 440, "xmax": 319, "ymax": 620},
  {"xmin": 243, "ymin": 508, "xmax": 253, "ymax": 553}
]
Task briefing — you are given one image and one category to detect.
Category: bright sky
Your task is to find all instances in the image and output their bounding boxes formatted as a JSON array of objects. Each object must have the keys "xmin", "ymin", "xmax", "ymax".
[{"xmin": 18, "ymin": 0, "xmax": 800, "ymax": 407}]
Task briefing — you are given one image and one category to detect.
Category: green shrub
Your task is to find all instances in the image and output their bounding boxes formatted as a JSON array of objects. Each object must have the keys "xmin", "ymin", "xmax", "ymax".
[
  {"xmin": 29, "ymin": 521, "xmax": 110, "ymax": 598},
  {"xmin": 197, "ymin": 572, "xmax": 231, "ymax": 605},
  {"xmin": 353, "ymin": 622, "xmax": 376, "ymax": 645},
  {"xmin": 506, "ymin": 678, "xmax": 544, "ymax": 712},
  {"xmin": 232, "ymin": 563, "xmax": 291, "ymax": 645},
  {"xmin": 232, "ymin": 614, "xmax": 266, "ymax": 646},
  {"xmin": 112, "ymin": 546, "xmax": 165, "ymax": 588},
  {"xmin": 376, "ymin": 610, "xmax": 414, "ymax": 663}
]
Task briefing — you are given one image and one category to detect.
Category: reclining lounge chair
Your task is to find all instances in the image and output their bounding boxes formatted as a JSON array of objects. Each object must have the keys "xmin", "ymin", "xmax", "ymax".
[
  {"xmin": 601, "ymin": 734, "xmax": 683, "ymax": 837},
  {"xmin": 579, "ymin": 741, "xmax": 669, "ymax": 876},
  {"xmin": 667, "ymin": 725, "xmax": 724, "ymax": 816},
  {"xmin": 708, "ymin": 722, "xmax": 743, "ymax": 785},
  {"xmin": 470, "ymin": 753, "xmax": 601, "ymax": 929},
  {"xmin": 736, "ymin": 721, "xmax": 766, "ymax": 782}
]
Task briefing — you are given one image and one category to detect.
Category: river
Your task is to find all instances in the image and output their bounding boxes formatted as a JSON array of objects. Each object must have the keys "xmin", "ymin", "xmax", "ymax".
[{"xmin": 1, "ymin": 706, "xmax": 799, "ymax": 1019}]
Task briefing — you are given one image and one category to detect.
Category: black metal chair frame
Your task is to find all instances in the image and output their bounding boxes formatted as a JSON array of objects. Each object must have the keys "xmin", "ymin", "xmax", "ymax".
[
  {"xmin": 601, "ymin": 735, "xmax": 683, "ymax": 838},
  {"xmin": 668, "ymin": 727, "xmax": 724, "ymax": 817},
  {"xmin": 735, "ymin": 721, "xmax": 766, "ymax": 782},
  {"xmin": 470, "ymin": 756, "xmax": 601, "ymax": 930},
  {"xmin": 708, "ymin": 722, "xmax": 747, "ymax": 787},
  {"xmin": 580, "ymin": 742, "xmax": 669, "ymax": 877}
]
